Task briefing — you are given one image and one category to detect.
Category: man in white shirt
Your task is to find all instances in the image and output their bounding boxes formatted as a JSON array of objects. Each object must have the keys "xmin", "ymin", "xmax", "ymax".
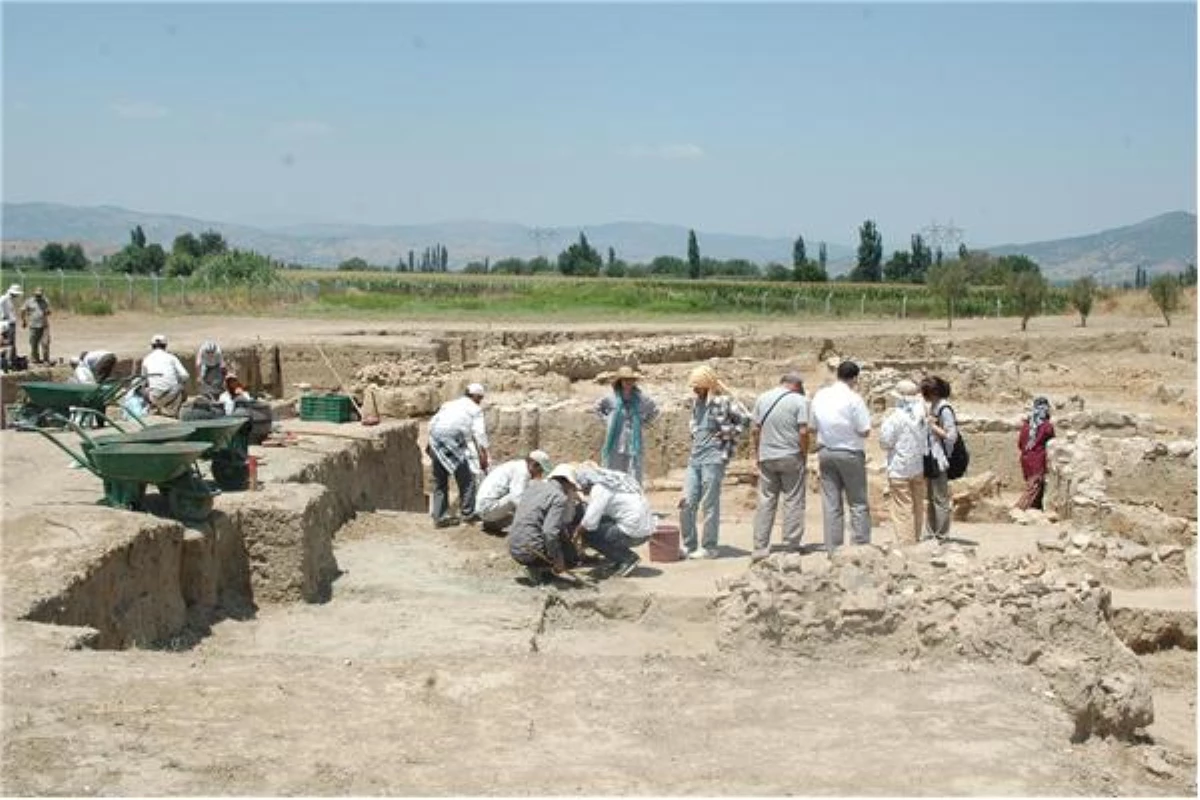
[
  {"xmin": 574, "ymin": 465, "xmax": 655, "ymax": 578},
  {"xmin": 809, "ymin": 360, "xmax": 872, "ymax": 550},
  {"xmin": 427, "ymin": 382, "xmax": 490, "ymax": 528},
  {"xmin": 475, "ymin": 449, "xmax": 553, "ymax": 534},
  {"xmin": 140, "ymin": 334, "xmax": 190, "ymax": 418},
  {"xmin": 750, "ymin": 371, "xmax": 810, "ymax": 561},
  {"xmin": 1, "ymin": 284, "xmax": 23, "ymax": 368}
]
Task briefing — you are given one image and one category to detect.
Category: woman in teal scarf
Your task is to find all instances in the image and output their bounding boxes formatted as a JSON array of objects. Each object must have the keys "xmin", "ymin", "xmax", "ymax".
[{"xmin": 594, "ymin": 366, "xmax": 659, "ymax": 487}]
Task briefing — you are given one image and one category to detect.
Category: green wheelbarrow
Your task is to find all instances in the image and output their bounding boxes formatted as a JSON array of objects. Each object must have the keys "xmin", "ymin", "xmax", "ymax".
[
  {"xmin": 14, "ymin": 376, "xmax": 142, "ymax": 429},
  {"xmin": 22, "ymin": 422, "xmax": 219, "ymax": 523},
  {"xmin": 89, "ymin": 417, "xmax": 252, "ymax": 491}
]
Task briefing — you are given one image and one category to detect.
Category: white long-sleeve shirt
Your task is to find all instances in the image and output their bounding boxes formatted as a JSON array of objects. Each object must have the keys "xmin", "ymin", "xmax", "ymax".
[
  {"xmin": 475, "ymin": 459, "xmax": 531, "ymax": 513},
  {"xmin": 429, "ymin": 396, "xmax": 489, "ymax": 449},
  {"xmin": 878, "ymin": 400, "xmax": 928, "ymax": 479},
  {"xmin": 579, "ymin": 483, "xmax": 655, "ymax": 543},
  {"xmin": 141, "ymin": 349, "xmax": 189, "ymax": 396}
]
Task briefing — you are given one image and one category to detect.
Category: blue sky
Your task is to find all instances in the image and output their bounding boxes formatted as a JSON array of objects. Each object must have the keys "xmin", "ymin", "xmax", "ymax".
[{"xmin": 3, "ymin": 1, "xmax": 1196, "ymax": 247}]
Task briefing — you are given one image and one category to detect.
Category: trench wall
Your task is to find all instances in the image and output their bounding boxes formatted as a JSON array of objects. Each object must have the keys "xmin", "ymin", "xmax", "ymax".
[{"xmin": 13, "ymin": 421, "xmax": 425, "ymax": 649}]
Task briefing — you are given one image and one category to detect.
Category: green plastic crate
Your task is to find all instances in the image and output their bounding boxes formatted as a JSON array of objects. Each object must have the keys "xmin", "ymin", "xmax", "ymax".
[{"xmin": 300, "ymin": 393, "xmax": 353, "ymax": 423}]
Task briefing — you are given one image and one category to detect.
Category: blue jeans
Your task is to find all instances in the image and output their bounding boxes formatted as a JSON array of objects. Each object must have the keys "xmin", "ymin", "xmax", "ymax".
[
  {"xmin": 679, "ymin": 461, "xmax": 725, "ymax": 552},
  {"xmin": 583, "ymin": 518, "xmax": 645, "ymax": 567}
]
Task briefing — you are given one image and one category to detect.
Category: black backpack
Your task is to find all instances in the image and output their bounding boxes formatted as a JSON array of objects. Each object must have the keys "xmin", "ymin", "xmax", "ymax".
[{"xmin": 938, "ymin": 404, "xmax": 970, "ymax": 480}]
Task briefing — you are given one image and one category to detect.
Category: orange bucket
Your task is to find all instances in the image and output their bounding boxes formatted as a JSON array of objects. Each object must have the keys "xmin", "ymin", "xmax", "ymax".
[{"xmin": 648, "ymin": 523, "xmax": 682, "ymax": 563}]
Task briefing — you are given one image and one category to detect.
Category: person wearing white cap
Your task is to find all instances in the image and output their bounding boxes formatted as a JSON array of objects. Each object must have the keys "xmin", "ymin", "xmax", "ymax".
[
  {"xmin": 878, "ymin": 379, "xmax": 929, "ymax": 545},
  {"xmin": 1, "ymin": 284, "xmax": 23, "ymax": 368},
  {"xmin": 426, "ymin": 382, "xmax": 491, "ymax": 528},
  {"xmin": 507, "ymin": 463, "xmax": 581, "ymax": 583},
  {"xmin": 140, "ymin": 334, "xmax": 190, "ymax": 417},
  {"xmin": 474, "ymin": 449, "xmax": 554, "ymax": 534},
  {"xmin": 750, "ymin": 371, "xmax": 810, "ymax": 562}
]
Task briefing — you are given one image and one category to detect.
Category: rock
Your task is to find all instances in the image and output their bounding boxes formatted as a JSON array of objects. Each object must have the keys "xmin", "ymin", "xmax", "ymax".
[
  {"xmin": 1166, "ymin": 439, "xmax": 1195, "ymax": 458},
  {"xmin": 1037, "ymin": 536, "xmax": 1067, "ymax": 552}
]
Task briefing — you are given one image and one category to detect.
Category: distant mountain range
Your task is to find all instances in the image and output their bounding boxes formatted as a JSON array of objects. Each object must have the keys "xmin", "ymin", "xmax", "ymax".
[{"xmin": 1, "ymin": 202, "xmax": 1194, "ymax": 284}]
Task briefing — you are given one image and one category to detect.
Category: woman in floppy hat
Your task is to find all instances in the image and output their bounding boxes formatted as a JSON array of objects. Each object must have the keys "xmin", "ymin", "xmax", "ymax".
[{"xmin": 593, "ymin": 364, "xmax": 658, "ymax": 487}]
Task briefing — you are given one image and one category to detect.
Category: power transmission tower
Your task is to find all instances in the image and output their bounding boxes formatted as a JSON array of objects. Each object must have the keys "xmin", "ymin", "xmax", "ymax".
[
  {"xmin": 922, "ymin": 219, "xmax": 965, "ymax": 256},
  {"xmin": 528, "ymin": 227, "xmax": 555, "ymax": 260}
]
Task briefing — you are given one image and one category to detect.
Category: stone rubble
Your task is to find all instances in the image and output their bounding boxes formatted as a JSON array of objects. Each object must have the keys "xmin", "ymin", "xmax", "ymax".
[{"xmin": 716, "ymin": 543, "xmax": 1154, "ymax": 742}]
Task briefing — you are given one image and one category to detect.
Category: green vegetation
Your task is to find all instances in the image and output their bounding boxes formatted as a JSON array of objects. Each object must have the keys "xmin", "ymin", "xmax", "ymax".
[
  {"xmin": 1148, "ymin": 274, "xmax": 1181, "ymax": 326},
  {"xmin": 1069, "ymin": 276, "xmax": 1096, "ymax": 327},
  {"xmin": 1008, "ymin": 270, "xmax": 1049, "ymax": 331}
]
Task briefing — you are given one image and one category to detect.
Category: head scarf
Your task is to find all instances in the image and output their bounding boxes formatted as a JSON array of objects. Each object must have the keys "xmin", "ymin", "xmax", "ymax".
[
  {"xmin": 575, "ymin": 465, "xmax": 643, "ymax": 496},
  {"xmin": 1026, "ymin": 397, "xmax": 1051, "ymax": 450},
  {"xmin": 197, "ymin": 341, "xmax": 224, "ymax": 369},
  {"xmin": 688, "ymin": 365, "xmax": 728, "ymax": 396},
  {"xmin": 601, "ymin": 382, "xmax": 643, "ymax": 475}
]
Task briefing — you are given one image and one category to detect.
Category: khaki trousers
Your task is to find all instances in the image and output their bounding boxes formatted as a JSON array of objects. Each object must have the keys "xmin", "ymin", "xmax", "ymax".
[{"xmin": 888, "ymin": 475, "xmax": 926, "ymax": 545}]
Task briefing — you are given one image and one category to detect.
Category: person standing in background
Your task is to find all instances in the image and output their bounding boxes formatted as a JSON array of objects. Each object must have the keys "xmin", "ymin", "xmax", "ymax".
[
  {"xmin": 21, "ymin": 287, "xmax": 51, "ymax": 364},
  {"xmin": 921, "ymin": 375, "xmax": 958, "ymax": 541},
  {"xmin": 1016, "ymin": 396, "xmax": 1055, "ymax": 511},
  {"xmin": 809, "ymin": 360, "xmax": 873, "ymax": 551},
  {"xmin": 594, "ymin": 365, "xmax": 659, "ymax": 487},
  {"xmin": 878, "ymin": 379, "xmax": 928, "ymax": 545},
  {"xmin": 749, "ymin": 371, "xmax": 809, "ymax": 562}
]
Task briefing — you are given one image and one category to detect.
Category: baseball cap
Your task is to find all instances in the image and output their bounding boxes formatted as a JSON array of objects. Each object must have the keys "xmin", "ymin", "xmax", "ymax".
[
  {"xmin": 8, "ymin": 284, "xmax": 22, "ymax": 296},
  {"xmin": 890, "ymin": 379, "xmax": 920, "ymax": 399},
  {"xmin": 466, "ymin": 382, "xmax": 485, "ymax": 397},
  {"xmin": 547, "ymin": 464, "xmax": 578, "ymax": 488},
  {"xmin": 527, "ymin": 449, "xmax": 553, "ymax": 475},
  {"xmin": 151, "ymin": 334, "xmax": 168, "ymax": 346}
]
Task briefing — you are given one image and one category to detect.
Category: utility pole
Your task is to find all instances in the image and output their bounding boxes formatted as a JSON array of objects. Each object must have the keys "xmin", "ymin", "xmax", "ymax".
[{"xmin": 528, "ymin": 227, "xmax": 555, "ymax": 261}]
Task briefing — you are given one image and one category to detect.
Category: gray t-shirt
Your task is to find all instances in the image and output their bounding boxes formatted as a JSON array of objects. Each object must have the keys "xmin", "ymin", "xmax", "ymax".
[{"xmin": 753, "ymin": 387, "xmax": 808, "ymax": 461}]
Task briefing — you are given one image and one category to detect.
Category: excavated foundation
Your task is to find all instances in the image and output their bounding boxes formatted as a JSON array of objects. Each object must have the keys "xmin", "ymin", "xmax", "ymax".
[{"xmin": 8, "ymin": 421, "xmax": 424, "ymax": 650}]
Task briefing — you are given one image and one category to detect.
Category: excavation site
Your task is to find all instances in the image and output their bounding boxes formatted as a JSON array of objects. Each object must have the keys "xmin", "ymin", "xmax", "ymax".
[{"xmin": 0, "ymin": 312, "xmax": 1195, "ymax": 795}]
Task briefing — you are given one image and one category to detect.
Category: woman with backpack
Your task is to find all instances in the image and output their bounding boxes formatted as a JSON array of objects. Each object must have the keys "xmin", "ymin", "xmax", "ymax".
[{"xmin": 920, "ymin": 375, "xmax": 958, "ymax": 541}]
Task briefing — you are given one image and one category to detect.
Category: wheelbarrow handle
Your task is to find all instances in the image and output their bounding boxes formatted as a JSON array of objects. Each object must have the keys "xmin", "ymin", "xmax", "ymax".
[{"xmin": 17, "ymin": 422, "xmax": 100, "ymax": 477}]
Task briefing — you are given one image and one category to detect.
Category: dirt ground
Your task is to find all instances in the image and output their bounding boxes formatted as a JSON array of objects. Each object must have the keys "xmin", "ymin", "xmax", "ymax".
[{"xmin": 1, "ymin": 305, "xmax": 1196, "ymax": 795}]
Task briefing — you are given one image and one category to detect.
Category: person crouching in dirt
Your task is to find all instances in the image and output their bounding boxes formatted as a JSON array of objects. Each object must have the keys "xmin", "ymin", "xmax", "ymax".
[
  {"xmin": 141, "ymin": 335, "xmax": 190, "ymax": 418},
  {"xmin": 474, "ymin": 450, "xmax": 554, "ymax": 534},
  {"xmin": 573, "ymin": 464, "xmax": 654, "ymax": 578},
  {"xmin": 219, "ymin": 373, "xmax": 251, "ymax": 415},
  {"xmin": 508, "ymin": 464, "xmax": 582, "ymax": 584},
  {"xmin": 427, "ymin": 382, "xmax": 491, "ymax": 528},
  {"xmin": 594, "ymin": 365, "xmax": 658, "ymax": 487},
  {"xmin": 196, "ymin": 340, "xmax": 227, "ymax": 400},
  {"xmin": 70, "ymin": 350, "xmax": 117, "ymax": 384},
  {"xmin": 1016, "ymin": 396, "xmax": 1055, "ymax": 511}
]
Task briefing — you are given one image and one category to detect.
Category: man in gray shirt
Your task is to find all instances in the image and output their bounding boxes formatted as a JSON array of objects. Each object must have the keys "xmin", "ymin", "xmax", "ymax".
[
  {"xmin": 20, "ymin": 287, "xmax": 50, "ymax": 365},
  {"xmin": 507, "ymin": 465, "xmax": 581, "ymax": 584},
  {"xmin": 750, "ymin": 372, "xmax": 809, "ymax": 561}
]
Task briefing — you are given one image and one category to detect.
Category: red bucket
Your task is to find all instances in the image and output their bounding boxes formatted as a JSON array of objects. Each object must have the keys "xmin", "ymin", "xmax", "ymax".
[{"xmin": 649, "ymin": 523, "xmax": 682, "ymax": 563}]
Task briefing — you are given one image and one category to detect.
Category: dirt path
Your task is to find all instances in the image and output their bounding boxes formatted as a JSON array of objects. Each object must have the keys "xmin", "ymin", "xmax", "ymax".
[{"xmin": 3, "ymin": 512, "xmax": 1187, "ymax": 795}]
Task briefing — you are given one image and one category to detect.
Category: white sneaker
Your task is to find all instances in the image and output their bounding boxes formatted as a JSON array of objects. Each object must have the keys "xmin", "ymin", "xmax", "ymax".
[{"xmin": 688, "ymin": 548, "xmax": 716, "ymax": 560}]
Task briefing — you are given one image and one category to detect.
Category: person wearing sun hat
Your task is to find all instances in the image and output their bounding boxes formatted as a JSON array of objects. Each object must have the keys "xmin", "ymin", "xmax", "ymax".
[
  {"xmin": 878, "ymin": 378, "xmax": 929, "ymax": 545},
  {"xmin": 427, "ymin": 381, "xmax": 491, "ymax": 528},
  {"xmin": 594, "ymin": 364, "xmax": 659, "ymax": 487},
  {"xmin": 474, "ymin": 449, "xmax": 554, "ymax": 534}
]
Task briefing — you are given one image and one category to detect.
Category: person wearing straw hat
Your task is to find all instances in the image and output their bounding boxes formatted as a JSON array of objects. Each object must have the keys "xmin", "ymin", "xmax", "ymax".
[
  {"xmin": 507, "ymin": 463, "xmax": 581, "ymax": 584},
  {"xmin": 878, "ymin": 379, "xmax": 929, "ymax": 545},
  {"xmin": 594, "ymin": 365, "xmax": 659, "ymax": 487},
  {"xmin": 678, "ymin": 364, "xmax": 751, "ymax": 559},
  {"xmin": 475, "ymin": 449, "xmax": 554, "ymax": 534},
  {"xmin": 20, "ymin": 287, "xmax": 51, "ymax": 365}
]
